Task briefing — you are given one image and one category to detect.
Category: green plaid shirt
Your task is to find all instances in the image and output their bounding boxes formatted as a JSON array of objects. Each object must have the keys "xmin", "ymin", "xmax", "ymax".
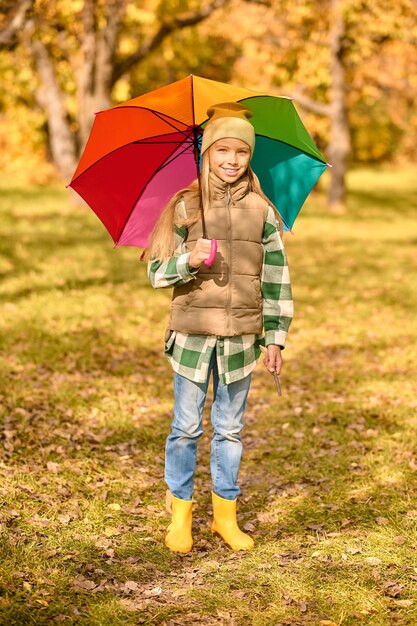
[{"xmin": 148, "ymin": 200, "xmax": 293, "ymax": 385}]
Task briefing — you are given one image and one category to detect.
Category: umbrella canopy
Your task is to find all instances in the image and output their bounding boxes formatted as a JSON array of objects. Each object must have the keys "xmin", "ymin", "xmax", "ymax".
[{"xmin": 69, "ymin": 74, "xmax": 328, "ymax": 247}]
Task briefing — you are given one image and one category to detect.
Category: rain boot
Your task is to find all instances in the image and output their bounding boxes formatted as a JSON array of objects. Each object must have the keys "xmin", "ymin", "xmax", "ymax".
[
  {"xmin": 211, "ymin": 491, "xmax": 254, "ymax": 551},
  {"xmin": 165, "ymin": 489, "xmax": 193, "ymax": 553}
]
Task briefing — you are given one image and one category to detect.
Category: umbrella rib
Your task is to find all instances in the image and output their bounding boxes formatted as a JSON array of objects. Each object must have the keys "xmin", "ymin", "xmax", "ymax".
[
  {"xmin": 107, "ymin": 104, "xmax": 202, "ymax": 143},
  {"xmin": 133, "ymin": 139, "xmax": 193, "ymax": 144},
  {"xmin": 70, "ymin": 131, "xmax": 193, "ymax": 186},
  {"xmin": 151, "ymin": 110, "xmax": 194, "ymax": 142},
  {"xmin": 99, "ymin": 105, "xmax": 192, "ymax": 132},
  {"xmin": 155, "ymin": 140, "xmax": 195, "ymax": 173},
  {"xmin": 254, "ymin": 133, "xmax": 327, "ymax": 163}
]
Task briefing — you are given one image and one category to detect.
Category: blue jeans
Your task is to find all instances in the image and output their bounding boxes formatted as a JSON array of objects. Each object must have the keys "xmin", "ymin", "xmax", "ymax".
[{"xmin": 165, "ymin": 353, "xmax": 252, "ymax": 501}]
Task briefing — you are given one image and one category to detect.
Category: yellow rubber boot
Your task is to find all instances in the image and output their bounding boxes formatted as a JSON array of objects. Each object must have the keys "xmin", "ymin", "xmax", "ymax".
[
  {"xmin": 211, "ymin": 491, "xmax": 254, "ymax": 551},
  {"xmin": 165, "ymin": 490, "xmax": 193, "ymax": 553}
]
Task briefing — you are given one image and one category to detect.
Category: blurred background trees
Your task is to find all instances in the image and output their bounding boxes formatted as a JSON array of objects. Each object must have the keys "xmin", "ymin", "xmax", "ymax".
[{"xmin": 1, "ymin": 0, "xmax": 416, "ymax": 205}]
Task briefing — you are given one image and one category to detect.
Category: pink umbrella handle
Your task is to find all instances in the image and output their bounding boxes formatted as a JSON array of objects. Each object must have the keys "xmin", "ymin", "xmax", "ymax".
[{"xmin": 204, "ymin": 239, "xmax": 218, "ymax": 267}]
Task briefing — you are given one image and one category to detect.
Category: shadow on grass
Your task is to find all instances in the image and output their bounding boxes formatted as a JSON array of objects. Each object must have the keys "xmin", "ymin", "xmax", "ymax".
[
  {"xmin": 245, "ymin": 338, "xmax": 415, "ymax": 538},
  {"xmin": 347, "ymin": 188, "xmax": 417, "ymax": 221},
  {"xmin": 0, "ymin": 534, "xmax": 196, "ymax": 625}
]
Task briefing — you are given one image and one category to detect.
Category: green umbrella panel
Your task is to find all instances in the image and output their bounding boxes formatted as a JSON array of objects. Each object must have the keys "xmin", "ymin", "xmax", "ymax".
[{"xmin": 201, "ymin": 95, "xmax": 328, "ymax": 230}]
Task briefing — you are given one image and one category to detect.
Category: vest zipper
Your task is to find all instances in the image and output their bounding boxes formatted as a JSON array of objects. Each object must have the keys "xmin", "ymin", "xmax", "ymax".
[{"xmin": 226, "ymin": 184, "xmax": 232, "ymax": 336}]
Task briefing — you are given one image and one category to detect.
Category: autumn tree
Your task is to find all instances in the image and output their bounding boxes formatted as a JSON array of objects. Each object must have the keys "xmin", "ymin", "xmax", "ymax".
[
  {"xmin": 1, "ymin": 0, "xmax": 416, "ymax": 196},
  {"xmin": 209, "ymin": 0, "xmax": 417, "ymax": 207},
  {"xmin": 0, "ymin": 0, "xmax": 236, "ymax": 180}
]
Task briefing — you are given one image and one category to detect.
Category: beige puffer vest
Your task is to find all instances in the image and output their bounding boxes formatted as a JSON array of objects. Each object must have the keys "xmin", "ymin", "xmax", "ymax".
[{"xmin": 169, "ymin": 172, "xmax": 268, "ymax": 337}]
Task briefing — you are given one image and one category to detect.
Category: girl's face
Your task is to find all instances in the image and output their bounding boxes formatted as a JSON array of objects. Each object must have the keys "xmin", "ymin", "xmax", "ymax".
[{"xmin": 209, "ymin": 138, "xmax": 251, "ymax": 183}]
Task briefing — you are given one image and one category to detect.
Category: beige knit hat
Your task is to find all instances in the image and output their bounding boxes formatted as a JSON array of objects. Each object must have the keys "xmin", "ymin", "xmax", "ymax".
[{"xmin": 200, "ymin": 102, "xmax": 255, "ymax": 155}]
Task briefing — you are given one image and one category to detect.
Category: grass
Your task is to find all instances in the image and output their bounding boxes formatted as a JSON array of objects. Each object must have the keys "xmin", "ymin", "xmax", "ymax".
[{"xmin": 0, "ymin": 165, "xmax": 416, "ymax": 625}]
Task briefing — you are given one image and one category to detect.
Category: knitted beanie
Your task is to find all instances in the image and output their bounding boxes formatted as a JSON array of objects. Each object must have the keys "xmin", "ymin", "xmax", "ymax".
[{"xmin": 200, "ymin": 102, "xmax": 255, "ymax": 155}]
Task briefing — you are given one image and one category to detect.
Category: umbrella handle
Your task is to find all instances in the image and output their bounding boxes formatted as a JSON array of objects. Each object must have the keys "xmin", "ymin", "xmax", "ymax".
[{"xmin": 204, "ymin": 239, "xmax": 217, "ymax": 267}]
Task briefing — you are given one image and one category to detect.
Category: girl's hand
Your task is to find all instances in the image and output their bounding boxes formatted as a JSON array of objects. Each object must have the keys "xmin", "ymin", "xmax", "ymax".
[
  {"xmin": 189, "ymin": 238, "xmax": 213, "ymax": 268},
  {"xmin": 264, "ymin": 345, "xmax": 282, "ymax": 375}
]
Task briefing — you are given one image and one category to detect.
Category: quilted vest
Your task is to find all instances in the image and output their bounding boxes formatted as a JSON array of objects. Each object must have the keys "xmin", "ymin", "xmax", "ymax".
[{"xmin": 168, "ymin": 172, "xmax": 268, "ymax": 336}]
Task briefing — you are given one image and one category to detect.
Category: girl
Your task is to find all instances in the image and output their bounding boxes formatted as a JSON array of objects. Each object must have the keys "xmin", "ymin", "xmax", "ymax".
[{"xmin": 147, "ymin": 102, "xmax": 293, "ymax": 553}]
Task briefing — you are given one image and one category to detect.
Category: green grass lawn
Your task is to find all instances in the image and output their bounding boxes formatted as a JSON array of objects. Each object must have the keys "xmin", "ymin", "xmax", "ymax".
[{"xmin": 0, "ymin": 166, "xmax": 416, "ymax": 625}]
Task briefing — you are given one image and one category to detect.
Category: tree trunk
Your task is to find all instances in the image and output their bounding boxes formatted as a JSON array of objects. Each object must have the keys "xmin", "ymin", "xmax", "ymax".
[
  {"xmin": 27, "ymin": 0, "xmax": 231, "ymax": 177},
  {"xmin": 0, "ymin": 0, "xmax": 34, "ymax": 50},
  {"xmin": 76, "ymin": 0, "xmax": 124, "ymax": 151},
  {"xmin": 31, "ymin": 40, "xmax": 78, "ymax": 181},
  {"xmin": 327, "ymin": 0, "xmax": 351, "ymax": 208}
]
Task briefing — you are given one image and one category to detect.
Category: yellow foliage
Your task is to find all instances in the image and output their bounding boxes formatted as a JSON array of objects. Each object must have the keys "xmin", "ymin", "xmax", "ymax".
[
  {"xmin": 1, "ymin": 0, "xmax": 417, "ymax": 179},
  {"xmin": 112, "ymin": 79, "xmax": 131, "ymax": 103},
  {"xmin": 0, "ymin": 110, "xmax": 58, "ymax": 185}
]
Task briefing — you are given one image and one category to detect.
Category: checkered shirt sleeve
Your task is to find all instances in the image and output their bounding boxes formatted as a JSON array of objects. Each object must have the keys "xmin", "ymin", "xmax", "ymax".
[
  {"xmin": 261, "ymin": 206, "xmax": 294, "ymax": 349},
  {"xmin": 147, "ymin": 200, "xmax": 197, "ymax": 288}
]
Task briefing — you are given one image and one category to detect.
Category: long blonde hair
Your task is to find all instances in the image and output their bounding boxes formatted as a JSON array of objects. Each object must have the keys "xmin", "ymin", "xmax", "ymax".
[{"xmin": 145, "ymin": 152, "xmax": 283, "ymax": 262}]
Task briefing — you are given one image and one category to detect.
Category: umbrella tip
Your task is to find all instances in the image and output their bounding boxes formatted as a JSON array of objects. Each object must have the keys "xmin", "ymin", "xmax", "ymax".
[{"xmin": 326, "ymin": 162, "xmax": 333, "ymax": 168}]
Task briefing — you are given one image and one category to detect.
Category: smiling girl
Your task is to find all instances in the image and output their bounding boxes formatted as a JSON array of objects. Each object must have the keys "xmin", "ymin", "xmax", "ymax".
[{"xmin": 146, "ymin": 102, "xmax": 293, "ymax": 553}]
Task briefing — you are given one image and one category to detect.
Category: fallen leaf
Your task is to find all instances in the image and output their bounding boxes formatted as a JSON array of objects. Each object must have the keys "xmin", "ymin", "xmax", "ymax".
[
  {"xmin": 143, "ymin": 586, "xmax": 162, "ymax": 597},
  {"xmin": 74, "ymin": 575, "xmax": 97, "ymax": 591},
  {"xmin": 58, "ymin": 514, "xmax": 71, "ymax": 525},
  {"xmin": 124, "ymin": 580, "xmax": 139, "ymax": 592},
  {"xmin": 375, "ymin": 516, "xmax": 389, "ymax": 525},
  {"xmin": 393, "ymin": 536, "xmax": 405, "ymax": 545},
  {"xmin": 120, "ymin": 598, "xmax": 148, "ymax": 611},
  {"xmin": 108, "ymin": 503, "xmax": 121, "ymax": 511},
  {"xmin": 125, "ymin": 556, "xmax": 141, "ymax": 564},
  {"xmin": 383, "ymin": 581, "xmax": 405, "ymax": 597},
  {"xmin": 46, "ymin": 462, "xmax": 60, "ymax": 474},
  {"xmin": 365, "ymin": 557, "xmax": 382, "ymax": 565}
]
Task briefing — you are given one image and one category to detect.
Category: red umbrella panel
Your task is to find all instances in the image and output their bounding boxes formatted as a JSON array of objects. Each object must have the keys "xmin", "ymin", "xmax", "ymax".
[{"xmin": 71, "ymin": 109, "xmax": 198, "ymax": 247}]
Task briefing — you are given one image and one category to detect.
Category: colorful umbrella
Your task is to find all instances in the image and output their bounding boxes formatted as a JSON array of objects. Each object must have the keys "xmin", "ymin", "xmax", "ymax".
[{"xmin": 69, "ymin": 74, "xmax": 328, "ymax": 248}]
